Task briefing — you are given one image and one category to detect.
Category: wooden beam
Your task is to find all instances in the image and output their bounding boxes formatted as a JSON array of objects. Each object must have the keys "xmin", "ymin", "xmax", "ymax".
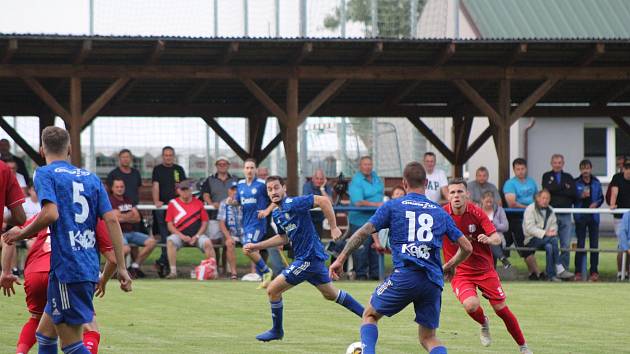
[
  {"xmin": 1, "ymin": 39, "xmax": 18, "ymax": 64},
  {"xmin": 433, "ymin": 43, "xmax": 456, "ymax": 67},
  {"xmin": 298, "ymin": 79, "xmax": 347, "ymax": 123},
  {"xmin": 69, "ymin": 77, "xmax": 82, "ymax": 166},
  {"xmin": 113, "ymin": 80, "xmax": 138, "ymax": 103},
  {"xmin": 509, "ymin": 77, "xmax": 559, "ymax": 124},
  {"xmin": 290, "ymin": 42, "xmax": 313, "ymax": 66},
  {"xmin": 284, "ymin": 78, "xmax": 299, "ymax": 195},
  {"xmin": 406, "ymin": 116, "xmax": 455, "ymax": 163},
  {"xmin": 202, "ymin": 116, "xmax": 249, "ymax": 161},
  {"xmin": 576, "ymin": 43, "xmax": 605, "ymax": 67},
  {"xmin": 494, "ymin": 79, "xmax": 511, "ymax": 189},
  {"xmin": 220, "ymin": 42, "xmax": 239, "ymax": 65},
  {"xmin": 592, "ymin": 81, "xmax": 630, "ymax": 106},
  {"xmin": 244, "ymin": 80, "xmax": 283, "ymax": 111},
  {"xmin": 362, "ymin": 42, "xmax": 383, "ymax": 66},
  {"xmin": 611, "ymin": 116, "xmax": 630, "ymax": 137},
  {"xmin": 146, "ymin": 40, "xmax": 165, "ymax": 65},
  {"xmin": 240, "ymin": 77, "xmax": 288, "ymax": 123},
  {"xmin": 38, "ymin": 112, "xmax": 55, "ymax": 144},
  {"xmin": 452, "ymin": 79, "xmax": 503, "ymax": 127},
  {"xmin": 464, "ymin": 125, "xmax": 493, "ymax": 161},
  {"xmin": 504, "ymin": 43, "xmax": 527, "ymax": 67},
  {"xmin": 383, "ymin": 80, "xmax": 420, "ymax": 105},
  {"xmin": 248, "ymin": 115, "xmax": 267, "ymax": 158},
  {"xmin": 0, "ymin": 116, "xmax": 45, "ymax": 166},
  {"xmin": 81, "ymin": 77, "xmax": 130, "ymax": 129},
  {"xmin": 181, "ymin": 80, "xmax": 210, "ymax": 104},
  {"xmin": 455, "ymin": 115, "xmax": 474, "ymax": 162},
  {"xmin": 73, "ymin": 40, "xmax": 92, "ymax": 65},
  {"xmin": 22, "ymin": 77, "xmax": 71, "ymax": 121},
  {"xmin": 258, "ymin": 133, "xmax": 282, "ymax": 162}
]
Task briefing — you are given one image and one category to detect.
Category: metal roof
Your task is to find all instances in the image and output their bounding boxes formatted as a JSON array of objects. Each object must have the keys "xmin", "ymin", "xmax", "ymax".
[{"xmin": 462, "ymin": 0, "xmax": 630, "ymax": 39}]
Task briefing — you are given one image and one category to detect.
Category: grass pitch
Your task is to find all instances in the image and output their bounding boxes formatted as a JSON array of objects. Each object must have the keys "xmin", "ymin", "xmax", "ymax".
[{"xmin": 1, "ymin": 279, "xmax": 628, "ymax": 353}]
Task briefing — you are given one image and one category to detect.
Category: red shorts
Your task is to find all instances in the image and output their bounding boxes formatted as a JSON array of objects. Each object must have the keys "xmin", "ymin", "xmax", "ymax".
[
  {"xmin": 24, "ymin": 271, "xmax": 48, "ymax": 315},
  {"xmin": 450, "ymin": 273, "xmax": 506, "ymax": 305}
]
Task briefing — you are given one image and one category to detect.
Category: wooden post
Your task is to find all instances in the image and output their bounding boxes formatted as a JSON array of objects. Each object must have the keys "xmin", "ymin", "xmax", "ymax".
[
  {"xmin": 451, "ymin": 115, "xmax": 473, "ymax": 178},
  {"xmin": 69, "ymin": 77, "xmax": 82, "ymax": 166},
  {"xmin": 38, "ymin": 112, "xmax": 55, "ymax": 145},
  {"xmin": 284, "ymin": 78, "xmax": 299, "ymax": 195},
  {"xmin": 494, "ymin": 79, "xmax": 511, "ymax": 189}
]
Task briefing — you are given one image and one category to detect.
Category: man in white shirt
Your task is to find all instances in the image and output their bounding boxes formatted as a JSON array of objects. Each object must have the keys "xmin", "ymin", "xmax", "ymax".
[
  {"xmin": 423, "ymin": 152, "xmax": 448, "ymax": 204},
  {"xmin": 23, "ymin": 185, "xmax": 41, "ymax": 220}
]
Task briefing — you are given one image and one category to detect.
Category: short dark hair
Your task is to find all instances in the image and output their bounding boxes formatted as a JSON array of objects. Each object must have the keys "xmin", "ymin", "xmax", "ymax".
[
  {"xmin": 111, "ymin": 178, "xmax": 126, "ymax": 186},
  {"xmin": 266, "ymin": 175, "xmax": 285, "ymax": 186},
  {"xmin": 448, "ymin": 177, "xmax": 467, "ymax": 188},
  {"xmin": 423, "ymin": 152, "xmax": 436, "ymax": 159},
  {"xmin": 403, "ymin": 161, "xmax": 426, "ymax": 188},
  {"xmin": 512, "ymin": 158, "xmax": 527, "ymax": 168},
  {"xmin": 391, "ymin": 185, "xmax": 406, "ymax": 197},
  {"xmin": 41, "ymin": 126, "xmax": 70, "ymax": 155},
  {"xmin": 624, "ymin": 161, "xmax": 630, "ymax": 170},
  {"xmin": 476, "ymin": 166, "xmax": 489, "ymax": 174},
  {"xmin": 359, "ymin": 156, "xmax": 372, "ymax": 162},
  {"xmin": 1, "ymin": 154, "xmax": 14, "ymax": 163},
  {"xmin": 579, "ymin": 159, "xmax": 592, "ymax": 169},
  {"xmin": 244, "ymin": 158, "xmax": 257, "ymax": 166},
  {"xmin": 119, "ymin": 148, "xmax": 132, "ymax": 156},
  {"xmin": 162, "ymin": 146, "xmax": 174, "ymax": 154}
]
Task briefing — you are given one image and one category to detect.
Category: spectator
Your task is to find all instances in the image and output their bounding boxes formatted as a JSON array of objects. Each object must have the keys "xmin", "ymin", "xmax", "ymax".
[
  {"xmin": 423, "ymin": 152, "xmax": 448, "ymax": 203},
  {"xmin": 541, "ymin": 154, "xmax": 576, "ymax": 272},
  {"xmin": 0, "ymin": 138, "xmax": 29, "ymax": 185},
  {"xmin": 480, "ymin": 191, "xmax": 511, "ymax": 269},
  {"xmin": 2, "ymin": 156, "xmax": 27, "ymax": 192},
  {"xmin": 348, "ymin": 156, "xmax": 383, "ymax": 280},
  {"xmin": 152, "ymin": 146, "xmax": 187, "ymax": 277},
  {"xmin": 609, "ymin": 160, "xmax": 630, "ymax": 280},
  {"xmin": 373, "ymin": 185, "xmax": 406, "ymax": 253},
  {"xmin": 468, "ymin": 166, "xmax": 501, "ymax": 206},
  {"xmin": 523, "ymin": 189, "xmax": 574, "ymax": 282},
  {"xmin": 503, "ymin": 158, "xmax": 541, "ymax": 280},
  {"xmin": 109, "ymin": 178, "xmax": 157, "ymax": 279},
  {"xmin": 217, "ymin": 181, "xmax": 242, "ymax": 280},
  {"xmin": 165, "ymin": 179, "xmax": 215, "ymax": 279},
  {"xmin": 302, "ymin": 169, "xmax": 333, "ymax": 237},
  {"xmin": 617, "ymin": 210, "xmax": 630, "ymax": 281},
  {"xmin": 23, "ymin": 185, "xmax": 40, "ymax": 220},
  {"xmin": 201, "ymin": 156, "xmax": 238, "ymax": 243},
  {"xmin": 106, "ymin": 149, "xmax": 142, "ymax": 205},
  {"xmin": 573, "ymin": 159, "xmax": 603, "ymax": 282}
]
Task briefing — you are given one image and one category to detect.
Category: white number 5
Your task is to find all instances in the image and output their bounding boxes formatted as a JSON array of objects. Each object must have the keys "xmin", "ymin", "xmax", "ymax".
[
  {"xmin": 405, "ymin": 211, "xmax": 434, "ymax": 242},
  {"xmin": 72, "ymin": 181, "xmax": 89, "ymax": 223}
]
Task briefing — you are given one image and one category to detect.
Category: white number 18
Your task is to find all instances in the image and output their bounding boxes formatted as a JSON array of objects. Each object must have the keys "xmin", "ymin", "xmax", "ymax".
[{"xmin": 405, "ymin": 211, "xmax": 434, "ymax": 242}]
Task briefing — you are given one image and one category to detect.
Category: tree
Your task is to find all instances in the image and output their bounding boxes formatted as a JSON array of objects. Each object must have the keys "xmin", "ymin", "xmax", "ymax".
[{"xmin": 324, "ymin": 0, "xmax": 427, "ymax": 38}]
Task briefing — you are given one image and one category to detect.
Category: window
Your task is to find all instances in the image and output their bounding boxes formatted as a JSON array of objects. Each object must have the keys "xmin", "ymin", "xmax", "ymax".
[
  {"xmin": 584, "ymin": 127, "xmax": 607, "ymax": 176},
  {"xmin": 616, "ymin": 128, "xmax": 630, "ymax": 161}
]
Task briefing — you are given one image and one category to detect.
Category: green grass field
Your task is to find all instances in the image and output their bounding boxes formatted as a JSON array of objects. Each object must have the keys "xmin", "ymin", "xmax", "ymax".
[{"xmin": 1, "ymin": 280, "xmax": 629, "ymax": 353}]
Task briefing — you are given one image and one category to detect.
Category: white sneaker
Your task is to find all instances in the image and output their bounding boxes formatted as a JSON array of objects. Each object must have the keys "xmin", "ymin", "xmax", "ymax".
[
  {"xmin": 557, "ymin": 270, "xmax": 574, "ymax": 279},
  {"xmin": 480, "ymin": 316, "xmax": 491, "ymax": 347},
  {"xmin": 519, "ymin": 344, "xmax": 533, "ymax": 354}
]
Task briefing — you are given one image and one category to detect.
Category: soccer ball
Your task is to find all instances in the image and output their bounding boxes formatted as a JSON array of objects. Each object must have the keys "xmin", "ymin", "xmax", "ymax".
[{"xmin": 345, "ymin": 342, "xmax": 363, "ymax": 354}]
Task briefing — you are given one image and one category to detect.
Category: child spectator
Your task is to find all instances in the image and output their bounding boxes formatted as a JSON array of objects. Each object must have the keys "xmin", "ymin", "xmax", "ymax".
[
  {"xmin": 480, "ymin": 191, "xmax": 511, "ymax": 269},
  {"xmin": 217, "ymin": 181, "xmax": 243, "ymax": 280}
]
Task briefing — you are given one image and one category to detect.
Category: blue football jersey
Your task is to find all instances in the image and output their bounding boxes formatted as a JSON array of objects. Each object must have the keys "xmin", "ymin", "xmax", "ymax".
[
  {"xmin": 33, "ymin": 160, "xmax": 112, "ymax": 283},
  {"xmin": 237, "ymin": 178, "xmax": 269, "ymax": 234},
  {"xmin": 272, "ymin": 195, "xmax": 328, "ymax": 262},
  {"xmin": 368, "ymin": 192, "xmax": 462, "ymax": 288}
]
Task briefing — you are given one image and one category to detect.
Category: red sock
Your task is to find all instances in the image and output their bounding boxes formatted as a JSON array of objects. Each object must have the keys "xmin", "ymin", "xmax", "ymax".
[
  {"xmin": 83, "ymin": 331, "xmax": 101, "ymax": 354},
  {"xmin": 495, "ymin": 306, "xmax": 526, "ymax": 346},
  {"xmin": 16, "ymin": 317, "xmax": 39, "ymax": 353},
  {"xmin": 467, "ymin": 306, "xmax": 486, "ymax": 325}
]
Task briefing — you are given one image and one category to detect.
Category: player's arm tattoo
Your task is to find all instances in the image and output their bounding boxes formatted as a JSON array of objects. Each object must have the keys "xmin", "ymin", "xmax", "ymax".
[{"xmin": 340, "ymin": 222, "xmax": 376, "ymax": 258}]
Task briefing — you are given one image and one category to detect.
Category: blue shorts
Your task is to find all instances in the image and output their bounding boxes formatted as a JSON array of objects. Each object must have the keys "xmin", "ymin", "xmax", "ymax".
[
  {"xmin": 282, "ymin": 259, "xmax": 331, "ymax": 286},
  {"xmin": 44, "ymin": 273, "xmax": 95, "ymax": 326},
  {"xmin": 123, "ymin": 231, "xmax": 150, "ymax": 247},
  {"xmin": 242, "ymin": 228, "xmax": 264, "ymax": 244},
  {"xmin": 370, "ymin": 267, "xmax": 442, "ymax": 329}
]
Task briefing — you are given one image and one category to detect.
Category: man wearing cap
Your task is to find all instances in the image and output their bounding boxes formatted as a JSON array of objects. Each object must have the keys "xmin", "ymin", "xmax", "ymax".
[
  {"xmin": 165, "ymin": 179, "xmax": 215, "ymax": 279},
  {"xmin": 201, "ymin": 157, "xmax": 238, "ymax": 240}
]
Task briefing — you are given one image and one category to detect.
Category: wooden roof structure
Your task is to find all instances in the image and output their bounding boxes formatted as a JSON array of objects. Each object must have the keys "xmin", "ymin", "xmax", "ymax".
[{"xmin": 1, "ymin": 35, "xmax": 630, "ymax": 193}]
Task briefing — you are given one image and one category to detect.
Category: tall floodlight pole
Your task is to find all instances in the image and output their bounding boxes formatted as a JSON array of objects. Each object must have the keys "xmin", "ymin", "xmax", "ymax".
[
  {"xmin": 454, "ymin": 0, "xmax": 460, "ymax": 38},
  {"xmin": 299, "ymin": 0, "xmax": 308, "ymax": 181},
  {"xmin": 410, "ymin": 0, "xmax": 417, "ymax": 38},
  {"xmin": 371, "ymin": 0, "xmax": 378, "ymax": 37},
  {"xmin": 214, "ymin": 0, "xmax": 219, "ymax": 36},
  {"xmin": 340, "ymin": 0, "xmax": 347, "ymax": 38},
  {"xmin": 243, "ymin": 0, "xmax": 249, "ymax": 36},
  {"xmin": 274, "ymin": 0, "xmax": 280, "ymax": 37},
  {"xmin": 89, "ymin": 0, "xmax": 95, "ymax": 170}
]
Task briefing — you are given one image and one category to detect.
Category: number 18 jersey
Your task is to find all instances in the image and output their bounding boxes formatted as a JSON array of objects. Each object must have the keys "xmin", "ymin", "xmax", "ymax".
[
  {"xmin": 34, "ymin": 160, "xmax": 112, "ymax": 283},
  {"xmin": 369, "ymin": 192, "xmax": 462, "ymax": 288}
]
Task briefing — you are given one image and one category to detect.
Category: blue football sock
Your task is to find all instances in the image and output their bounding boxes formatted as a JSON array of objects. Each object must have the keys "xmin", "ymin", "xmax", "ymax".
[
  {"xmin": 255, "ymin": 258, "xmax": 270, "ymax": 276},
  {"xmin": 360, "ymin": 323, "xmax": 378, "ymax": 354},
  {"xmin": 335, "ymin": 290, "xmax": 365, "ymax": 317},
  {"xmin": 430, "ymin": 345, "xmax": 447, "ymax": 354},
  {"xmin": 61, "ymin": 341, "xmax": 90, "ymax": 354},
  {"xmin": 36, "ymin": 332, "xmax": 58, "ymax": 354},
  {"xmin": 270, "ymin": 300, "xmax": 283, "ymax": 332}
]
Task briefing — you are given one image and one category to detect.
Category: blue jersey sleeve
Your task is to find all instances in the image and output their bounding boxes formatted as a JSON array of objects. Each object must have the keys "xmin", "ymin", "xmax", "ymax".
[
  {"xmin": 444, "ymin": 214, "xmax": 463, "ymax": 242},
  {"xmin": 286, "ymin": 195, "xmax": 314, "ymax": 213},
  {"xmin": 95, "ymin": 179, "xmax": 112, "ymax": 217},
  {"xmin": 502, "ymin": 179, "xmax": 516, "ymax": 195},
  {"xmin": 33, "ymin": 169, "xmax": 57, "ymax": 205},
  {"xmin": 368, "ymin": 202, "xmax": 391, "ymax": 231},
  {"xmin": 348, "ymin": 179, "xmax": 364, "ymax": 205},
  {"xmin": 272, "ymin": 213, "xmax": 286, "ymax": 235}
]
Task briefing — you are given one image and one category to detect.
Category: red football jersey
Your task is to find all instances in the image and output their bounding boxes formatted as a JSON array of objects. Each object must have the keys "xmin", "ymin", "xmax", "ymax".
[
  {"xmin": 0, "ymin": 160, "xmax": 25, "ymax": 226},
  {"xmin": 165, "ymin": 197, "xmax": 208, "ymax": 236},
  {"xmin": 24, "ymin": 216, "xmax": 113, "ymax": 275},
  {"xmin": 442, "ymin": 202, "xmax": 497, "ymax": 277}
]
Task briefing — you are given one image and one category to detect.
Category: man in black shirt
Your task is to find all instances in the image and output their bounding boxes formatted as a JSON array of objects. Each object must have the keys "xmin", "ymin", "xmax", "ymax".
[
  {"xmin": 610, "ymin": 160, "xmax": 630, "ymax": 279},
  {"xmin": 107, "ymin": 149, "xmax": 142, "ymax": 205},
  {"xmin": 152, "ymin": 146, "xmax": 186, "ymax": 276}
]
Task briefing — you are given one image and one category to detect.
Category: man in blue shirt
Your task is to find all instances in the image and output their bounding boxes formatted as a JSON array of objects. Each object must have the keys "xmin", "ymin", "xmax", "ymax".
[
  {"xmin": 330, "ymin": 162, "xmax": 473, "ymax": 354},
  {"xmin": 348, "ymin": 156, "xmax": 384, "ymax": 280},
  {"xmin": 2, "ymin": 127, "xmax": 131, "ymax": 354},
  {"xmin": 230, "ymin": 158, "xmax": 274, "ymax": 288},
  {"xmin": 244, "ymin": 176, "xmax": 364, "ymax": 342}
]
